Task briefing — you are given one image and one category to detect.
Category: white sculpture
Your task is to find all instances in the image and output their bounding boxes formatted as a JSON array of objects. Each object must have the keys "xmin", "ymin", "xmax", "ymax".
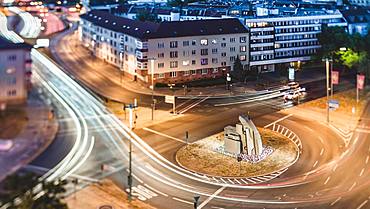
[{"xmin": 224, "ymin": 115, "xmax": 263, "ymax": 156}]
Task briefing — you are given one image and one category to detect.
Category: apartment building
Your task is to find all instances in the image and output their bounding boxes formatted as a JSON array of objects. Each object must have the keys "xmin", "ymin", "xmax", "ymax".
[
  {"xmin": 227, "ymin": 6, "xmax": 347, "ymax": 73},
  {"xmin": 0, "ymin": 37, "xmax": 32, "ymax": 105},
  {"xmin": 80, "ymin": 10, "xmax": 249, "ymax": 84}
]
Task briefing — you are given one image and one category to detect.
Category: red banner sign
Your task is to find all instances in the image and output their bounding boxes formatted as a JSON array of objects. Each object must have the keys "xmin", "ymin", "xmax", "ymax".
[
  {"xmin": 332, "ymin": 71, "xmax": 339, "ymax": 85},
  {"xmin": 357, "ymin": 74, "xmax": 365, "ymax": 90}
]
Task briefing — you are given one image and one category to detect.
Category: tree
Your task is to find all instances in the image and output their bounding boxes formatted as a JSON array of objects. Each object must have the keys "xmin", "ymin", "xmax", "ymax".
[
  {"xmin": 316, "ymin": 26, "xmax": 350, "ymax": 59},
  {"xmin": 232, "ymin": 56, "xmax": 247, "ymax": 82},
  {"xmin": 0, "ymin": 172, "xmax": 68, "ymax": 209},
  {"xmin": 135, "ymin": 10, "xmax": 161, "ymax": 23}
]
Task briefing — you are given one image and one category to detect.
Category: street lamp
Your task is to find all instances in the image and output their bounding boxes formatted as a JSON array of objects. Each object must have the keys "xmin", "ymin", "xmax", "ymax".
[
  {"xmin": 149, "ymin": 58, "xmax": 156, "ymax": 121},
  {"xmin": 322, "ymin": 58, "xmax": 333, "ymax": 124},
  {"xmin": 168, "ymin": 83, "xmax": 176, "ymax": 114}
]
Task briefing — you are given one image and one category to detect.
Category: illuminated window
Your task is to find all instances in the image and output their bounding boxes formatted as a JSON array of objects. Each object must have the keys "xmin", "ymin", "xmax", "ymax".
[
  {"xmin": 240, "ymin": 55, "xmax": 246, "ymax": 61},
  {"xmin": 200, "ymin": 39, "xmax": 208, "ymax": 46},
  {"xmin": 201, "ymin": 58, "xmax": 208, "ymax": 65},
  {"xmin": 240, "ymin": 46, "xmax": 247, "ymax": 52},
  {"xmin": 170, "ymin": 72, "xmax": 177, "ymax": 77},
  {"xmin": 183, "ymin": 60, "xmax": 190, "ymax": 66}
]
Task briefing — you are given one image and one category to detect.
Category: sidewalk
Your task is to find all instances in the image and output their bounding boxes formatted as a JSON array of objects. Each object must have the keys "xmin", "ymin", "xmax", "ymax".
[
  {"xmin": 66, "ymin": 179, "xmax": 157, "ymax": 209},
  {"xmin": 51, "ymin": 25, "xmax": 327, "ymax": 99},
  {"xmin": 0, "ymin": 90, "xmax": 58, "ymax": 182}
]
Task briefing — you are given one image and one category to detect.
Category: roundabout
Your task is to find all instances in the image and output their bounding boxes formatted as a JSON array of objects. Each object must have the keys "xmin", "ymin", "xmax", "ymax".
[{"xmin": 176, "ymin": 125, "xmax": 300, "ymax": 180}]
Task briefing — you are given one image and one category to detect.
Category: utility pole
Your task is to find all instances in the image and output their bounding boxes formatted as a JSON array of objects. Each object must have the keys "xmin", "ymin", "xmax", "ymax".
[
  {"xmin": 149, "ymin": 58, "xmax": 155, "ymax": 120},
  {"xmin": 326, "ymin": 58, "xmax": 330, "ymax": 124},
  {"xmin": 330, "ymin": 60, "xmax": 333, "ymax": 97},
  {"xmin": 126, "ymin": 100, "xmax": 137, "ymax": 202}
]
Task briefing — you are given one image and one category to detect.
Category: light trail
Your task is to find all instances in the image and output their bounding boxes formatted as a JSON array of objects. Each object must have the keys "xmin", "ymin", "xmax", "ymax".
[{"xmin": 8, "ymin": 7, "xmax": 41, "ymax": 38}]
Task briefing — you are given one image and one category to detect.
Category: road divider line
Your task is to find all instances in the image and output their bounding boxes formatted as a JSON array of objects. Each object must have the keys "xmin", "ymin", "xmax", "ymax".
[
  {"xmin": 198, "ymin": 186, "xmax": 227, "ymax": 209},
  {"xmin": 366, "ymin": 155, "xmax": 369, "ymax": 164},
  {"xmin": 348, "ymin": 182, "xmax": 357, "ymax": 192},
  {"xmin": 330, "ymin": 197, "xmax": 342, "ymax": 206},
  {"xmin": 172, "ymin": 197, "xmax": 193, "ymax": 205},
  {"xmin": 359, "ymin": 168, "xmax": 365, "ymax": 177},
  {"xmin": 320, "ymin": 148, "xmax": 324, "ymax": 156},
  {"xmin": 356, "ymin": 200, "xmax": 368, "ymax": 209},
  {"xmin": 264, "ymin": 114, "xmax": 293, "ymax": 128},
  {"xmin": 143, "ymin": 127, "xmax": 185, "ymax": 144},
  {"xmin": 144, "ymin": 184, "xmax": 168, "ymax": 197},
  {"xmin": 324, "ymin": 176, "xmax": 331, "ymax": 185},
  {"xmin": 313, "ymin": 161, "xmax": 318, "ymax": 168}
]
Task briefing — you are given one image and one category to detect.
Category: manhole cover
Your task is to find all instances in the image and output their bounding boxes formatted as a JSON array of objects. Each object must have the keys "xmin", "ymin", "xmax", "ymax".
[{"xmin": 99, "ymin": 205, "xmax": 113, "ymax": 209}]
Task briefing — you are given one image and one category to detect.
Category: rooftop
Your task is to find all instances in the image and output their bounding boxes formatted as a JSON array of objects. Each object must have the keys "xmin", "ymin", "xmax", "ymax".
[
  {"xmin": 0, "ymin": 36, "xmax": 32, "ymax": 50},
  {"xmin": 80, "ymin": 10, "xmax": 248, "ymax": 40}
]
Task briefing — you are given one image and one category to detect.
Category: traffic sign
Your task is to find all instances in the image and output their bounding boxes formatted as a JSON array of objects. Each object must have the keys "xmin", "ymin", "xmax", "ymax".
[
  {"xmin": 328, "ymin": 99, "xmax": 339, "ymax": 109},
  {"xmin": 165, "ymin": 95, "xmax": 175, "ymax": 104}
]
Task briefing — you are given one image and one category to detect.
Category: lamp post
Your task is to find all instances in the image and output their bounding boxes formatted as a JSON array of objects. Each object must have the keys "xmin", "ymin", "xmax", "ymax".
[
  {"xmin": 149, "ymin": 58, "xmax": 155, "ymax": 120},
  {"xmin": 168, "ymin": 83, "xmax": 176, "ymax": 115},
  {"xmin": 125, "ymin": 100, "xmax": 137, "ymax": 202},
  {"xmin": 322, "ymin": 58, "xmax": 332, "ymax": 124}
]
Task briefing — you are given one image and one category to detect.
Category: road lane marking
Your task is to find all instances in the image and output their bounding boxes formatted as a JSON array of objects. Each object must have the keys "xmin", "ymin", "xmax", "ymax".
[
  {"xmin": 144, "ymin": 184, "xmax": 168, "ymax": 197},
  {"xmin": 348, "ymin": 182, "xmax": 357, "ymax": 191},
  {"xmin": 264, "ymin": 114, "xmax": 293, "ymax": 128},
  {"xmin": 324, "ymin": 176, "xmax": 331, "ymax": 185},
  {"xmin": 313, "ymin": 161, "xmax": 318, "ymax": 168},
  {"xmin": 143, "ymin": 127, "xmax": 185, "ymax": 143},
  {"xmin": 333, "ymin": 164, "xmax": 338, "ymax": 172},
  {"xmin": 366, "ymin": 155, "xmax": 369, "ymax": 164},
  {"xmin": 320, "ymin": 148, "xmax": 324, "ymax": 156},
  {"xmin": 304, "ymin": 125, "xmax": 314, "ymax": 132},
  {"xmin": 356, "ymin": 200, "xmax": 368, "ymax": 209},
  {"xmin": 355, "ymin": 128, "xmax": 370, "ymax": 133},
  {"xmin": 330, "ymin": 197, "xmax": 342, "ymax": 206},
  {"xmin": 318, "ymin": 136, "xmax": 324, "ymax": 144},
  {"xmin": 198, "ymin": 186, "xmax": 226, "ymax": 209},
  {"xmin": 177, "ymin": 96, "xmax": 209, "ymax": 114},
  {"xmin": 172, "ymin": 197, "xmax": 193, "ymax": 205},
  {"xmin": 359, "ymin": 168, "xmax": 365, "ymax": 177}
]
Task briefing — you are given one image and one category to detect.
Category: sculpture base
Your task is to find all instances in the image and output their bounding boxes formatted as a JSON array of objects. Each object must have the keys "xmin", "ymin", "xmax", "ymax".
[{"xmin": 176, "ymin": 128, "xmax": 299, "ymax": 178}]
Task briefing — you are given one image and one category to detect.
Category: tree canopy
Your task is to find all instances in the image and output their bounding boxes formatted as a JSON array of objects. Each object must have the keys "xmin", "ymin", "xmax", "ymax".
[
  {"xmin": 135, "ymin": 9, "xmax": 161, "ymax": 23},
  {"xmin": 317, "ymin": 26, "xmax": 370, "ymax": 80},
  {"xmin": 0, "ymin": 172, "xmax": 68, "ymax": 209}
]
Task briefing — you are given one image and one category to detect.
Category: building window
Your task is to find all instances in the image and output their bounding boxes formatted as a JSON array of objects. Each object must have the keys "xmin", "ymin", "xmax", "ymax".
[
  {"xmin": 170, "ymin": 71, "xmax": 177, "ymax": 77},
  {"xmin": 240, "ymin": 36, "xmax": 247, "ymax": 43},
  {"xmin": 158, "ymin": 53, "xmax": 164, "ymax": 58},
  {"xmin": 192, "ymin": 40, "xmax": 196, "ymax": 46},
  {"xmin": 240, "ymin": 46, "xmax": 247, "ymax": 52},
  {"xmin": 201, "ymin": 58, "xmax": 208, "ymax": 65},
  {"xmin": 183, "ymin": 51, "xmax": 190, "ymax": 57},
  {"xmin": 6, "ymin": 68, "xmax": 16, "ymax": 74},
  {"xmin": 211, "ymin": 39, "xmax": 217, "ymax": 44},
  {"xmin": 221, "ymin": 52, "xmax": 226, "ymax": 57},
  {"xmin": 201, "ymin": 69, "xmax": 208, "ymax": 74},
  {"xmin": 221, "ymin": 43, "xmax": 226, "ymax": 47},
  {"xmin": 190, "ymin": 70, "xmax": 196, "ymax": 75},
  {"xmin": 240, "ymin": 55, "xmax": 246, "ymax": 61},
  {"xmin": 212, "ymin": 58, "xmax": 218, "ymax": 64},
  {"xmin": 200, "ymin": 39, "xmax": 208, "ymax": 46},
  {"xmin": 7, "ymin": 90, "xmax": 16, "ymax": 96},
  {"xmin": 158, "ymin": 43, "xmax": 165, "ymax": 48},
  {"xmin": 230, "ymin": 47, "xmax": 236, "ymax": 52},
  {"xmin": 192, "ymin": 60, "xmax": 196, "ymax": 65},
  {"xmin": 200, "ymin": 49, "xmax": 208, "ymax": 56},
  {"xmin": 158, "ymin": 63, "xmax": 164, "ymax": 68},
  {"xmin": 170, "ymin": 61, "xmax": 178, "ymax": 68},
  {"xmin": 170, "ymin": 51, "xmax": 178, "ymax": 58},
  {"xmin": 8, "ymin": 55, "xmax": 16, "ymax": 61},
  {"xmin": 170, "ymin": 41, "xmax": 178, "ymax": 48},
  {"xmin": 183, "ymin": 41, "xmax": 189, "ymax": 46},
  {"xmin": 212, "ymin": 48, "xmax": 218, "ymax": 54},
  {"xmin": 184, "ymin": 70, "xmax": 190, "ymax": 76},
  {"xmin": 221, "ymin": 62, "xmax": 227, "ymax": 66},
  {"xmin": 230, "ymin": 38, "xmax": 236, "ymax": 43},
  {"xmin": 158, "ymin": 73, "xmax": 165, "ymax": 78},
  {"xmin": 183, "ymin": 60, "xmax": 190, "ymax": 66},
  {"xmin": 191, "ymin": 50, "xmax": 196, "ymax": 55}
]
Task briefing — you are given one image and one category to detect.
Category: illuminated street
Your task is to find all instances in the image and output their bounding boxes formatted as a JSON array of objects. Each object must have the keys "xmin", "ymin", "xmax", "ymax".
[{"xmin": 0, "ymin": 1, "xmax": 369, "ymax": 209}]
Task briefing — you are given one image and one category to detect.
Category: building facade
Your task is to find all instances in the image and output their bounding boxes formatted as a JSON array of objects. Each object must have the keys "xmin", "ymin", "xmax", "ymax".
[
  {"xmin": 230, "ymin": 7, "xmax": 347, "ymax": 73},
  {"xmin": 80, "ymin": 10, "xmax": 249, "ymax": 84},
  {"xmin": 0, "ymin": 37, "xmax": 32, "ymax": 105}
]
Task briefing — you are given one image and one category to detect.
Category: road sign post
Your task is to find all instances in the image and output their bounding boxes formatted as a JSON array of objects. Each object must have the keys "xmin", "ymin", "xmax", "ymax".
[
  {"xmin": 165, "ymin": 95, "xmax": 176, "ymax": 115},
  {"xmin": 185, "ymin": 131, "xmax": 189, "ymax": 144},
  {"xmin": 194, "ymin": 195, "xmax": 200, "ymax": 209}
]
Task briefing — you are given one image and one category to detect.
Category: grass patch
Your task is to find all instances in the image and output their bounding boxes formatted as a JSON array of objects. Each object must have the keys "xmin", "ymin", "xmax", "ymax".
[
  {"xmin": 176, "ymin": 128, "xmax": 299, "ymax": 178},
  {"xmin": 300, "ymin": 89, "xmax": 367, "ymax": 116},
  {"xmin": 0, "ymin": 106, "xmax": 28, "ymax": 139}
]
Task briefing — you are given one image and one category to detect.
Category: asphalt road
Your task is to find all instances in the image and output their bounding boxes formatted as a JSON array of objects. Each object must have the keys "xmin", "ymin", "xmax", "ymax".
[{"xmin": 5, "ymin": 10, "xmax": 369, "ymax": 209}]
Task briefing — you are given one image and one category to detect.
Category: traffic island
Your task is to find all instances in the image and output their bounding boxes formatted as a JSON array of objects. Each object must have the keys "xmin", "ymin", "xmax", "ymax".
[{"xmin": 176, "ymin": 128, "xmax": 299, "ymax": 178}]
